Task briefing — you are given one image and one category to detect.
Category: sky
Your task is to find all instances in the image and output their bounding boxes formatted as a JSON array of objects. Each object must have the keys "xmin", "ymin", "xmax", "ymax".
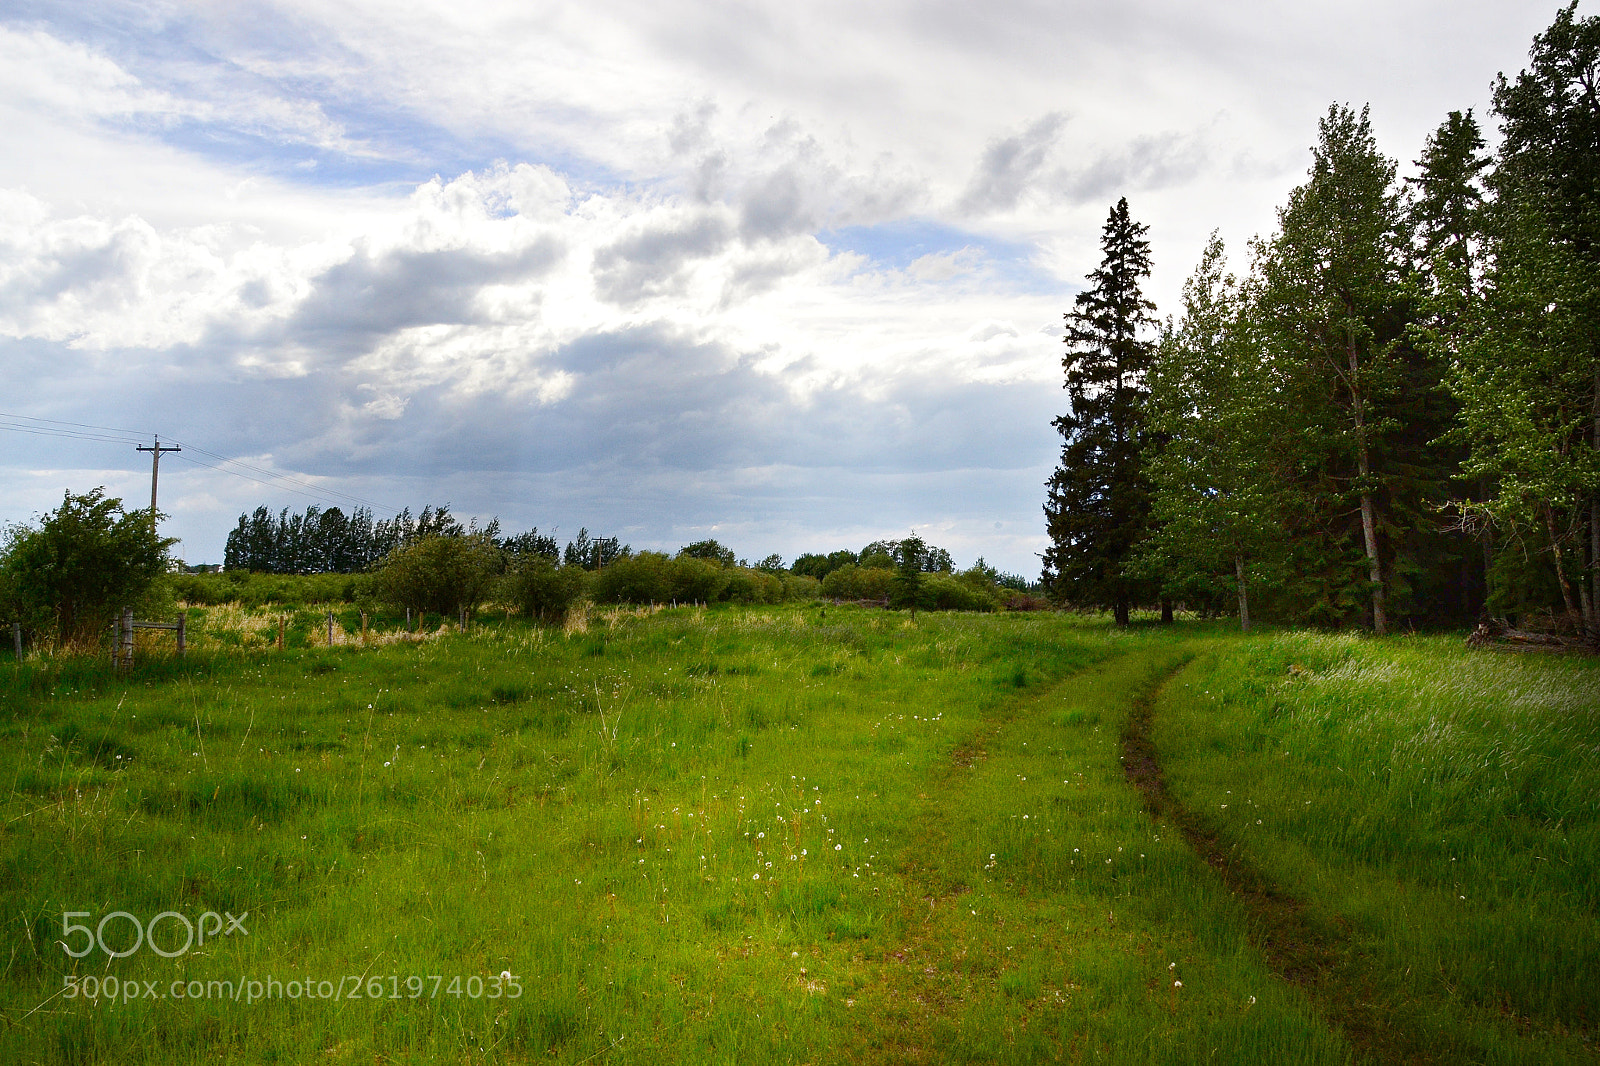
[{"xmin": 0, "ymin": 0, "xmax": 1570, "ymax": 573}]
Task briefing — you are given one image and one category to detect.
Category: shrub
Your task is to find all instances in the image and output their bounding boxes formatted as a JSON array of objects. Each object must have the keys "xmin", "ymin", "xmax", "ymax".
[
  {"xmin": 501, "ymin": 556, "xmax": 587, "ymax": 624},
  {"xmin": 369, "ymin": 534, "xmax": 501, "ymax": 616},
  {"xmin": 591, "ymin": 552, "xmax": 673, "ymax": 605},
  {"xmin": 821, "ymin": 565, "xmax": 893, "ymax": 601},
  {"xmin": 924, "ymin": 574, "xmax": 997, "ymax": 612},
  {"xmin": 666, "ymin": 557, "xmax": 731, "ymax": 604},
  {"xmin": 0, "ymin": 489, "xmax": 172, "ymax": 650},
  {"xmin": 780, "ymin": 573, "xmax": 823, "ymax": 601},
  {"xmin": 168, "ymin": 571, "xmax": 364, "ymax": 607}
]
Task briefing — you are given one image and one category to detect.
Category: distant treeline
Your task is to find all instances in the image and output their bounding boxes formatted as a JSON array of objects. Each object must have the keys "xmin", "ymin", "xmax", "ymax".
[
  {"xmin": 212, "ymin": 504, "xmax": 1043, "ymax": 617},
  {"xmin": 222, "ymin": 504, "xmax": 625, "ymax": 574},
  {"xmin": 221, "ymin": 505, "xmax": 1037, "ymax": 589}
]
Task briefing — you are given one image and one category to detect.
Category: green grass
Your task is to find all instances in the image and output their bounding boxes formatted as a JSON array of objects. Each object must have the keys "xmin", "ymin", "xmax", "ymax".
[
  {"xmin": 1153, "ymin": 632, "xmax": 1600, "ymax": 1063},
  {"xmin": 0, "ymin": 608, "xmax": 1593, "ymax": 1063}
]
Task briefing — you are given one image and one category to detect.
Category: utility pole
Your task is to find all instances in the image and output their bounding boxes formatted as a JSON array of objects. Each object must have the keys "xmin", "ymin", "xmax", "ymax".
[{"xmin": 135, "ymin": 436, "xmax": 180, "ymax": 531}]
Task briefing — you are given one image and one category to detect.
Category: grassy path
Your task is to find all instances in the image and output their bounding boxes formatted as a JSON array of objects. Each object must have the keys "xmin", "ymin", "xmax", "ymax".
[
  {"xmin": 1121, "ymin": 644, "xmax": 1404, "ymax": 1064},
  {"xmin": 834, "ymin": 637, "xmax": 1347, "ymax": 1064}
]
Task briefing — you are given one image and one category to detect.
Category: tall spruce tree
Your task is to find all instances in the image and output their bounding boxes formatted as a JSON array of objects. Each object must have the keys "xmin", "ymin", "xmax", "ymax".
[
  {"xmin": 1044, "ymin": 197, "xmax": 1158, "ymax": 626},
  {"xmin": 1410, "ymin": 110, "xmax": 1495, "ymax": 620},
  {"xmin": 1408, "ymin": 110, "xmax": 1491, "ymax": 285}
]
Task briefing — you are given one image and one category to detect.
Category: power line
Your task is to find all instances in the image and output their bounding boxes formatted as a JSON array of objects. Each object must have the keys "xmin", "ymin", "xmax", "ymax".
[{"xmin": 0, "ymin": 411, "xmax": 400, "ymax": 516}]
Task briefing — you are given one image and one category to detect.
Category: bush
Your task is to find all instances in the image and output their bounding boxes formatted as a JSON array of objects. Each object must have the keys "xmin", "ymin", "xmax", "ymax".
[
  {"xmin": 780, "ymin": 573, "xmax": 823, "ymax": 601},
  {"xmin": 592, "ymin": 555, "xmax": 816, "ymax": 607},
  {"xmin": 501, "ymin": 557, "xmax": 587, "ymax": 624},
  {"xmin": 591, "ymin": 553, "xmax": 673, "ymax": 605},
  {"xmin": 0, "ymin": 489, "xmax": 172, "ymax": 650},
  {"xmin": 667, "ymin": 557, "xmax": 731, "ymax": 604},
  {"xmin": 369, "ymin": 534, "xmax": 501, "ymax": 617},
  {"xmin": 821, "ymin": 565, "xmax": 893, "ymax": 602},
  {"xmin": 924, "ymin": 574, "xmax": 997, "ymax": 612}
]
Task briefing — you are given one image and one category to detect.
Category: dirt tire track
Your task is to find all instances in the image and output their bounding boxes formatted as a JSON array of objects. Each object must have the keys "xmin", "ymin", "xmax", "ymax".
[{"xmin": 1121, "ymin": 660, "xmax": 1440, "ymax": 1065}]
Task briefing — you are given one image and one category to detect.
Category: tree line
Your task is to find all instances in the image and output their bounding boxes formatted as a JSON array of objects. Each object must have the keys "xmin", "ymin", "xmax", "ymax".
[
  {"xmin": 4, "ymin": 493, "xmax": 1037, "ymax": 653},
  {"xmin": 1046, "ymin": 5, "xmax": 1600, "ymax": 639}
]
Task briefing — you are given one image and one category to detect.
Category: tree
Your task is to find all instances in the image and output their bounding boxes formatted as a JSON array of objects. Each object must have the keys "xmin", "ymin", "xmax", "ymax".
[
  {"xmin": 1459, "ymin": 2, "xmax": 1600, "ymax": 636},
  {"xmin": 564, "ymin": 528, "xmax": 629, "ymax": 570},
  {"xmin": 1409, "ymin": 110, "xmax": 1496, "ymax": 619},
  {"xmin": 678, "ymin": 540, "xmax": 737, "ymax": 567},
  {"xmin": 1255, "ymin": 104, "xmax": 1411, "ymax": 633},
  {"xmin": 1408, "ymin": 110, "xmax": 1491, "ymax": 286},
  {"xmin": 792, "ymin": 550, "xmax": 857, "ymax": 580},
  {"xmin": 889, "ymin": 534, "xmax": 930, "ymax": 618},
  {"xmin": 0, "ymin": 488, "xmax": 172, "ymax": 650},
  {"xmin": 1141, "ymin": 233, "xmax": 1294, "ymax": 630},
  {"xmin": 1044, "ymin": 197, "xmax": 1159, "ymax": 626},
  {"xmin": 501, "ymin": 527, "xmax": 560, "ymax": 562}
]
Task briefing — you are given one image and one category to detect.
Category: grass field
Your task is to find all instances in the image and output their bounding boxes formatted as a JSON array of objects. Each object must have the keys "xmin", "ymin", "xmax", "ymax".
[{"xmin": 1, "ymin": 606, "xmax": 1595, "ymax": 1063}]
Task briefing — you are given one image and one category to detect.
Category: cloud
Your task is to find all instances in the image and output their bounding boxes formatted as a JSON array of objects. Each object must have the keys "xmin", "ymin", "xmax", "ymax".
[
  {"xmin": 958, "ymin": 113, "xmax": 1068, "ymax": 215},
  {"xmin": 592, "ymin": 210, "xmax": 734, "ymax": 305},
  {"xmin": 0, "ymin": 24, "xmax": 361, "ymax": 156},
  {"xmin": 289, "ymin": 238, "xmax": 565, "ymax": 339},
  {"xmin": 1054, "ymin": 130, "xmax": 1212, "ymax": 206},
  {"xmin": 5, "ymin": 0, "xmax": 1554, "ymax": 575}
]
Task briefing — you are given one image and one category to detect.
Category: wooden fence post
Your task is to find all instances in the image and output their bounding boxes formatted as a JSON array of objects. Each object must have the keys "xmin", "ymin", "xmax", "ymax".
[
  {"xmin": 119, "ymin": 607, "xmax": 134, "ymax": 671},
  {"xmin": 278, "ymin": 616, "xmax": 286, "ymax": 651},
  {"xmin": 176, "ymin": 613, "xmax": 186, "ymax": 657},
  {"xmin": 361, "ymin": 612, "xmax": 368, "ymax": 643},
  {"xmin": 12, "ymin": 622, "xmax": 20, "ymax": 663},
  {"xmin": 326, "ymin": 611, "xmax": 334, "ymax": 646}
]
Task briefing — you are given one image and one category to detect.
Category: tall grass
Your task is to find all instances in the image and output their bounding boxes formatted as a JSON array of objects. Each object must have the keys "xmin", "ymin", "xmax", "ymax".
[
  {"xmin": 3, "ymin": 609, "xmax": 1589, "ymax": 1062},
  {"xmin": 1154, "ymin": 632, "xmax": 1600, "ymax": 1062}
]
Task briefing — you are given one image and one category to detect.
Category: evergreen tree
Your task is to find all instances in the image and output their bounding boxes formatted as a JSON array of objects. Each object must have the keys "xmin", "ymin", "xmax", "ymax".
[
  {"xmin": 1409, "ymin": 110, "xmax": 1495, "ymax": 621},
  {"xmin": 1407, "ymin": 110, "xmax": 1491, "ymax": 284},
  {"xmin": 889, "ymin": 534, "xmax": 929, "ymax": 618},
  {"xmin": 1044, "ymin": 197, "xmax": 1158, "ymax": 626}
]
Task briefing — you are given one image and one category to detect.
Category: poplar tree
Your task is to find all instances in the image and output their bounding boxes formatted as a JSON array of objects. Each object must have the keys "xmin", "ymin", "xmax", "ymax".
[
  {"xmin": 1256, "ymin": 105, "xmax": 1409, "ymax": 633},
  {"xmin": 1043, "ymin": 197, "xmax": 1158, "ymax": 626},
  {"xmin": 1459, "ymin": 2, "xmax": 1600, "ymax": 636},
  {"xmin": 1142, "ymin": 234, "xmax": 1292, "ymax": 630}
]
